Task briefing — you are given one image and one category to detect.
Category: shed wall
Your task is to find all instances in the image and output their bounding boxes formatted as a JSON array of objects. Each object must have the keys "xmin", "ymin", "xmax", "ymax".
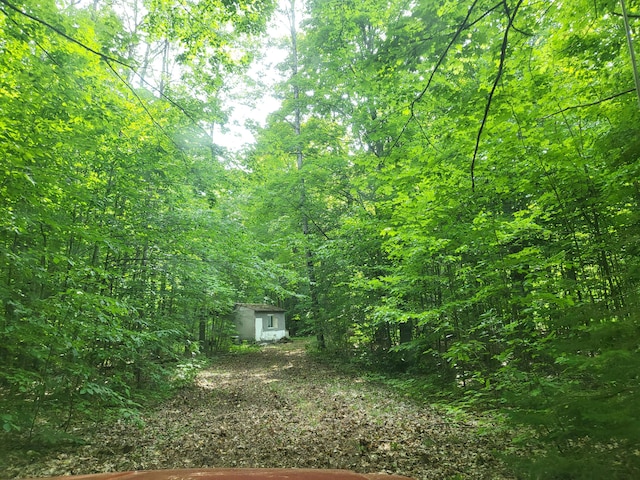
[
  {"xmin": 233, "ymin": 306, "xmax": 288, "ymax": 342},
  {"xmin": 235, "ymin": 306, "xmax": 257, "ymax": 340},
  {"xmin": 255, "ymin": 312, "xmax": 287, "ymax": 341}
]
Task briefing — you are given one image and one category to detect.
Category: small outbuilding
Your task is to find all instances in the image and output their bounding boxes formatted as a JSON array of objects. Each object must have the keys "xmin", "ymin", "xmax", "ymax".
[{"xmin": 233, "ymin": 303, "xmax": 288, "ymax": 342}]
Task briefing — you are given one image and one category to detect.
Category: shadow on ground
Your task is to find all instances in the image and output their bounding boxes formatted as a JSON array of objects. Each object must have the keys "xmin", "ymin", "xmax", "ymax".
[{"xmin": 1, "ymin": 341, "xmax": 514, "ymax": 480}]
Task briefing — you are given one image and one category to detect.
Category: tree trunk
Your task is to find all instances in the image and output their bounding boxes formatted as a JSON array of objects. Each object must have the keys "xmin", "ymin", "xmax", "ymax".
[{"xmin": 288, "ymin": 0, "xmax": 324, "ymax": 349}]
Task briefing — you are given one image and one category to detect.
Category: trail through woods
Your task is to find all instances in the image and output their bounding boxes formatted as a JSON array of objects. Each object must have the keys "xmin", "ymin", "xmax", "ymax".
[{"xmin": 2, "ymin": 341, "xmax": 514, "ymax": 480}]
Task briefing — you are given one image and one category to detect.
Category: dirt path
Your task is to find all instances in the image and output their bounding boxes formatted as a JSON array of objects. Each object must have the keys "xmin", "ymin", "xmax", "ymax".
[{"xmin": 2, "ymin": 341, "xmax": 513, "ymax": 480}]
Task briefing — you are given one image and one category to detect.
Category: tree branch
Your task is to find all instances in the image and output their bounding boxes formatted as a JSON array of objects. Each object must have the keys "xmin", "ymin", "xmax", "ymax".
[
  {"xmin": 1, "ymin": 8, "xmax": 62, "ymax": 67},
  {"xmin": 412, "ymin": 0, "xmax": 486, "ymax": 108},
  {"xmin": 389, "ymin": 0, "xmax": 501, "ymax": 153},
  {"xmin": 543, "ymin": 89, "xmax": 635, "ymax": 118},
  {"xmin": 0, "ymin": 0, "xmax": 212, "ymax": 142},
  {"xmin": 0, "ymin": 0, "xmax": 133, "ymax": 68},
  {"xmin": 105, "ymin": 60, "xmax": 185, "ymax": 154},
  {"xmin": 612, "ymin": 11, "xmax": 640, "ymax": 19},
  {"xmin": 470, "ymin": 0, "xmax": 524, "ymax": 191}
]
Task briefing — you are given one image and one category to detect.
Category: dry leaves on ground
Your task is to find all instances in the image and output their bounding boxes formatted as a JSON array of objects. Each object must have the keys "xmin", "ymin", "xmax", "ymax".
[{"xmin": 1, "ymin": 342, "xmax": 515, "ymax": 480}]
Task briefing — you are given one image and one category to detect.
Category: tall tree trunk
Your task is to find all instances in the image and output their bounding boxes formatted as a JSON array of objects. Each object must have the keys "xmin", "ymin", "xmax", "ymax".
[
  {"xmin": 621, "ymin": 0, "xmax": 640, "ymax": 109},
  {"xmin": 288, "ymin": 0, "xmax": 324, "ymax": 349},
  {"xmin": 159, "ymin": 39, "xmax": 169, "ymax": 96},
  {"xmin": 199, "ymin": 312, "xmax": 207, "ymax": 352}
]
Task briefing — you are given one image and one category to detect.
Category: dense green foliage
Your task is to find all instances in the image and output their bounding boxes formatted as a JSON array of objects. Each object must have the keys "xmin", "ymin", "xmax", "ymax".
[
  {"xmin": 0, "ymin": 0, "xmax": 280, "ymax": 439},
  {"xmin": 245, "ymin": 0, "xmax": 640, "ymax": 477},
  {"xmin": 2, "ymin": 0, "xmax": 640, "ymax": 477}
]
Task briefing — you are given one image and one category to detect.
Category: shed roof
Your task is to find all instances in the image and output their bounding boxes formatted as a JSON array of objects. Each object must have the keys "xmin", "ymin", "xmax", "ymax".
[{"xmin": 236, "ymin": 303, "xmax": 286, "ymax": 312}]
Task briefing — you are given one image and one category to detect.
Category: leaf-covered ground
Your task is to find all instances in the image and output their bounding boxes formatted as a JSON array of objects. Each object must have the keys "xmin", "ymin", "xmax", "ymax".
[{"xmin": 1, "ymin": 341, "xmax": 515, "ymax": 480}]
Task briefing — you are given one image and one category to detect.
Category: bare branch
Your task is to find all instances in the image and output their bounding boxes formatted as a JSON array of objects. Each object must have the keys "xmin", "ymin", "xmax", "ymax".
[
  {"xmin": 412, "ymin": 0, "xmax": 486, "ymax": 107},
  {"xmin": 611, "ymin": 11, "xmax": 640, "ymax": 19},
  {"xmin": 1, "ymin": 9, "xmax": 61, "ymax": 67},
  {"xmin": 105, "ymin": 61, "xmax": 185, "ymax": 154},
  {"xmin": 389, "ymin": 1, "xmax": 502, "ymax": 153},
  {"xmin": 0, "ymin": 0, "xmax": 211, "ymax": 141},
  {"xmin": 470, "ymin": 0, "xmax": 525, "ymax": 191},
  {"xmin": 543, "ymin": 89, "xmax": 635, "ymax": 118},
  {"xmin": 0, "ymin": 0, "xmax": 133, "ymax": 68}
]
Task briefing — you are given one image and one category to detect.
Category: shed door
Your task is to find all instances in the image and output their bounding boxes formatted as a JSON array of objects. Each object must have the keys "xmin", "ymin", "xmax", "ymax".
[{"xmin": 255, "ymin": 317, "xmax": 263, "ymax": 341}]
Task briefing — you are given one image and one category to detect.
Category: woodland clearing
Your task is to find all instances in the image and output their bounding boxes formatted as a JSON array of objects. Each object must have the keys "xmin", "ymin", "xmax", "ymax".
[{"xmin": 1, "ymin": 341, "xmax": 514, "ymax": 480}]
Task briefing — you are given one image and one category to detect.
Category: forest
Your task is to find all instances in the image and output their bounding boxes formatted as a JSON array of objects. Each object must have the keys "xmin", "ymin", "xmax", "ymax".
[{"xmin": 1, "ymin": 0, "xmax": 639, "ymax": 478}]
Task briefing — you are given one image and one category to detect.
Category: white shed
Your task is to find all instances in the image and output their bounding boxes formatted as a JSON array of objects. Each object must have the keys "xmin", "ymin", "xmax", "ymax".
[{"xmin": 233, "ymin": 303, "xmax": 288, "ymax": 342}]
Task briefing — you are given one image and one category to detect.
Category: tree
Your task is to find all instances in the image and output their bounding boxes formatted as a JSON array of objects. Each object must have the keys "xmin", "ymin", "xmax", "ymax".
[
  {"xmin": 245, "ymin": 0, "xmax": 640, "ymax": 476},
  {"xmin": 0, "ymin": 0, "xmax": 280, "ymax": 439}
]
